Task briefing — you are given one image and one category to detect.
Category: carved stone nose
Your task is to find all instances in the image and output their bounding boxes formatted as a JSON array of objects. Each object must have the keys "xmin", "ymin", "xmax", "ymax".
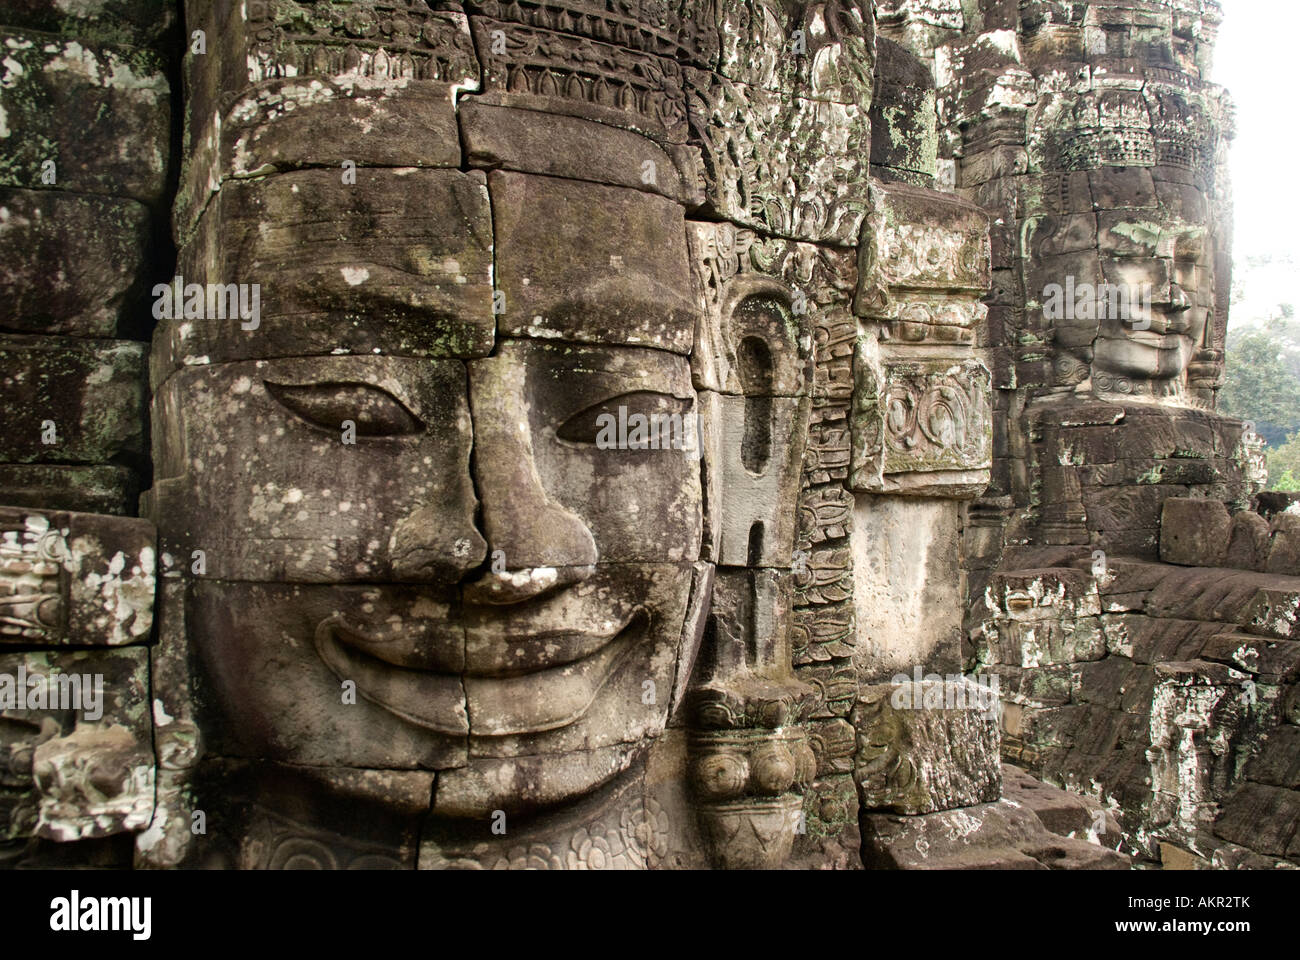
[
  {"xmin": 388, "ymin": 502, "xmax": 487, "ymax": 583},
  {"xmin": 467, "ymin": 350, "xmax": 599, "ymax": 577}
]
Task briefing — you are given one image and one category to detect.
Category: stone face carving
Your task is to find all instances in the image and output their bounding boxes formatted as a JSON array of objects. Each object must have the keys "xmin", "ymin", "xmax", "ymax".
[
  {"xmin": 0, "ymin": 0, "xmax": 1124, "ymax": 874},
  {"xmin": 875, "ymin": 0, "xmax": 1300, "ymax": 870},
  {"xmin": 935, "ymin": 13, "xmax": 1231, "ymax": 412}
]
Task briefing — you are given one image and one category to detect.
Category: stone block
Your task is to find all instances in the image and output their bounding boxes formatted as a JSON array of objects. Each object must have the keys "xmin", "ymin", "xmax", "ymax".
[
  {"xmin": 0, "ymin": 32, "xmax": 169, "ymax": 203},
  {"xmin": 490, "ymin": 171, "xmax": 697, "ymax": 353},
  {"xmin": 158, "ymin": 168, "xmax": 495, "ymax": 374},
  {"xmin": 0, "ymin": 189, "xmax": 152, "ymax": 339},
  {"xmin": 1213, "ymin": 782, "xmax": 1300, "ymax": 859},
  {"xmin": 852, "ymin": 679, "xmax": 1001, "ymax": 815},
  {"xmin": 472, "ymin": 18, "xmax": 689, "ymax": 142},
  {"xmin": 850, "ymin": 355, "xmax": 993, "ymax": 498},
  {"xmin": 177, "ymin": 2, "xmax": 479, "ymax": 234},
  {"xmin": 461, "ymin": 99, "xmax": 696, "ymax": 203},
  {"xmin": 1159, "ymin": 498, "xmax": 1232, "ymax": 567},
  {"xmin": 0, "ymin": 464, "xmax": 139, "ymax": 517},
  {"xmin": 1002, "ymin": 763, "xmax": 1123, "ymax": 846},
  {"xmin": 0, "ymin": 506, "xmax": 154, "ymax": 646},
  {"xmin": 0, "ymin": 0, "xmax": 176, "ymax": 46},
  {"xmin": 0, "ymin": 335, "xmax": 146, "ymax": 465},
  {"xmin": 1243, "ymin": 725, "xmax": 1300, "ymax": 790},
  {"xmin": 1201, "ymin": 633, "xmax": 1300, "ymax": 684}
]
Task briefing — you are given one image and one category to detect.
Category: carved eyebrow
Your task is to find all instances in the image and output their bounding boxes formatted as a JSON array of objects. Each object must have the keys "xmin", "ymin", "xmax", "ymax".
[{"xmin": 263, "ymin": 381, "xmax": 424, "ymax": 437}]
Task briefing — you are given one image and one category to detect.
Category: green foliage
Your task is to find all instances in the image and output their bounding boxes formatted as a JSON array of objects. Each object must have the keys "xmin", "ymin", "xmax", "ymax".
[
  {"xmin": 1267, "ymin": 433, "xmax": 1300, "ymax": 490},
  {"xmin": 1274, "ymin": 470, "xmax": 1300, "ymax": 492},
  {"xmin": 1222, "ymin": 326, "xmax": 1300, "ymax": 490},
  {"xmin": 1221, "ymin": 329, "xmax": 1300, "ymax": 448}
]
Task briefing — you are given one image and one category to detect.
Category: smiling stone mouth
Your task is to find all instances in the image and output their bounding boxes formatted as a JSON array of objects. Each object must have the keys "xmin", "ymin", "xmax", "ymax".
[{"xmin": 312, "ymin": 609, "xmax": 650, "ymax": 736}]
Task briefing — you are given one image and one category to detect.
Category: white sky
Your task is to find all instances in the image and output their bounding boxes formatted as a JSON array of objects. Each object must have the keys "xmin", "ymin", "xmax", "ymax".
[{"xmin": 1216, "ymin": 0, "xmax": 1299, "ymax": 323}]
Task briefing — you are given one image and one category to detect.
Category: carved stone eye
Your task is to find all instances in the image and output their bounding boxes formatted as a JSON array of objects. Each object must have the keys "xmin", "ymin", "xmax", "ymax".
[
  {"xmin": 264, "ymin": 381, "xmax": 424, "ymax": 437},
  {"xmin": 556, "ymin": 391, "xmax": 692, "ymax": 445}
]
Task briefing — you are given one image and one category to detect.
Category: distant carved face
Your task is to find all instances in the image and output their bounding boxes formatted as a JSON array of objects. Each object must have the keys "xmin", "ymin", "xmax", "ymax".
[
  {"xmin": 1090, "ymin": 194, "xmax": 1213, "ymax": 398},
  {"xmin": 1034, "ymin": 176, "xmax": 1216, "ymax": 402},
  {"xmin": 1031, "ymin": 80, "xmax": 1220, "ymax": 404},
  {"xmin": 153, "ymin": 171, "xmax": 711, "ymax": 816}
]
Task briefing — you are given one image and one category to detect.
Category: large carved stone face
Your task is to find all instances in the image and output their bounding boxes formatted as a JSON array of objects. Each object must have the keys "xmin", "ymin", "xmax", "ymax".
[
  {"xmin": 139, "ymin": 0, "xmax": 879, "ymax": 865},
  {"xmin": 1028, "ymin": 164, "xmax": 1218, "ymax": 404},
  {"xmin": 1025, "ymin": 71, "xmax": 1226, "ymax": 405},
  {"xmin": 152, "ymin": 171, "xmax": 711, "ymax": 816},
  {"xmin": 1089, "ymin": 176, "xmax": 1213, "ymax": 397}
]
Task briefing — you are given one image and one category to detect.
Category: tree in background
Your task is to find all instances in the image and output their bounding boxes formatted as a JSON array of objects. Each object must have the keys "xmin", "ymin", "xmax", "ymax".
[
  {"xmin": 1220, "ymin": 327, "xmax": 1300, "ymax": 448},
  {"xmin": 1267, "ymin": 438, "xmax": 1300, "ymax": 491},
  {"xmin": 1220, "ymin": 323, "xmax": 1300, "ymax": 490}
]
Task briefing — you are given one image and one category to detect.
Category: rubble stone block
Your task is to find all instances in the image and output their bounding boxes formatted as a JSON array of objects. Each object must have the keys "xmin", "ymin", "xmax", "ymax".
[
  {"xmin": 1002, "ymin": 763, "xmax": 1123, "ymax": 847},
  {"xmin": 861, "ymin": 797, "xmax": 1131, "ymax": 870},
  {"xmin": 0, "ymin": 335, "xmax": 146, "ymax": 465},
  {"xmin": 1159, "ymin": 498, "xmax": 1231, "ymax": 567},
  {"xmin": 1225, "ymin": 510, "xmax": 1271, "ymax": 572},
  {"xmin": 1267, "ymin": 514, "xmax": 1300, "ymax": 577},
  {"xmin": 0, "ymin": 506, "xmax": 155, "ymax": 646},
  {"xmin": 852, "ymin": 679, "xmax": 1001, "ymax": 815},
  {"xmin": 0, "ymin": 646, "xmax": 152, "ymax": 842}
]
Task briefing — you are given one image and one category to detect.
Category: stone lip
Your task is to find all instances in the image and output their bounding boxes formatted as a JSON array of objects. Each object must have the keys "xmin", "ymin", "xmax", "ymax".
[{"xmin": 313, "ymin": 604, "xmax": 650, "ymax": 736}]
